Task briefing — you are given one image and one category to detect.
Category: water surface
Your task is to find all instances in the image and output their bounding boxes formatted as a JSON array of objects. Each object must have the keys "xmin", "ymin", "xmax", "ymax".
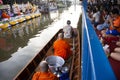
[{"xmin": 0, "ymin": 5, "xmax": 82, "ymax": 80}]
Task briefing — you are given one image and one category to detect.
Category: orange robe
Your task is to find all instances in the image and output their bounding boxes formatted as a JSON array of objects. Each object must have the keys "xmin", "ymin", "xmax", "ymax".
[
  {"xmin": 32, "ymin": 72, "xmax": 58, "ymax": 80},
  {"xmin": 53, "ymin": 39, "xmax": 72, "ymax": 60},
  {"xmin": 1, "ymin": 12, "xmax": 10, "ymax": 19}
]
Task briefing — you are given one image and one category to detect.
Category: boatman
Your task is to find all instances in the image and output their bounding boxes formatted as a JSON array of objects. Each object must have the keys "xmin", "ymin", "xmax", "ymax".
[
  {"xmin": 63, "ymin": 20, "xmax": 74, "ymax": 38},
  {"xmin": 32, "ymin": 61, "xmax": 58, "ymax": 80},
  {"xmin": 53, "ymin": 33, "xmax": 72, "ymax": 60}
]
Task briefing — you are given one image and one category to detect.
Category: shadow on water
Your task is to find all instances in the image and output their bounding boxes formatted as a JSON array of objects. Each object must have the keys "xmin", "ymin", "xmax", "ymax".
[{"xmin": 0, "ymin": 15, "xmax": 53, "ymax": 62}]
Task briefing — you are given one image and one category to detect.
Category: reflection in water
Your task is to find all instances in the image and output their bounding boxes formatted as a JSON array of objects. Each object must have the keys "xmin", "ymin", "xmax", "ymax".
[
  {"xmin": 0, "ymin": 14, "xmax": 53, "ymax": 62},
  {"xmin": 0, "ymin": 5, "xmax": 82, "ymax": 80}
]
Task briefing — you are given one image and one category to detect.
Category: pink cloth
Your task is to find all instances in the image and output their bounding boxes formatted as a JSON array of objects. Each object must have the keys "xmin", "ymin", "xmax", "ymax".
[{"xmin": 0, "ymin": 0, "xmax": 3, "ymax": 4}]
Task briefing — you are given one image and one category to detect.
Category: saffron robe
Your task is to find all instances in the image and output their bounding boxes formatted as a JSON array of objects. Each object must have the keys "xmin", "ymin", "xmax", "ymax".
[
  {"xmin": 53, "ymin": 39, "xmax": 72, "ymax": 60},
  {"xmin": 32, "ymin": 72, "xmax": 58, "ymax": 80}
]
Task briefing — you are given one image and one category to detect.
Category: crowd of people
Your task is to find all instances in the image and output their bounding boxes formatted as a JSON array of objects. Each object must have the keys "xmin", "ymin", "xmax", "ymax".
[
  {"xmin": 87, "ymin": 0, "xmax": 120, "ymax": 58},
  {"xmin": 0, "ymin": 2, "xmax": 38, "ymax": 20},
  {"xmin": 32, "ymin": 20, "xmax": 74, "ymax": 80},
  {"xmin": 87, "ymin": 0, "xmax": 120, "ymax": 79}
]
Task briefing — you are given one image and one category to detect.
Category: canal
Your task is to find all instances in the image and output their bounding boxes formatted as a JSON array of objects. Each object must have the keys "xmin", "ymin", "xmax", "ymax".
[{"xmin": 0, "ymin": 5, "xmax": 82, "ymax": 80}]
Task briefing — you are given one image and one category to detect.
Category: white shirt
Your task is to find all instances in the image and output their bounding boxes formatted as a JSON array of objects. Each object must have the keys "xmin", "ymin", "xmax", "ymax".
[
  {"xmin": 93, "ymin": 11, "xmax": 100, "ymax": 23},
  {"xmin": 63, "ymin": 25, "xmax": 72, "ymax": 38}
]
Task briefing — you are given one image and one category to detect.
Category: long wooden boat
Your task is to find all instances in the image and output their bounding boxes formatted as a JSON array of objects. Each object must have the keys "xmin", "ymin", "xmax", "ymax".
[{"xmin": 14, "ymin": 28, "xmax": 81, "ymax": 80}]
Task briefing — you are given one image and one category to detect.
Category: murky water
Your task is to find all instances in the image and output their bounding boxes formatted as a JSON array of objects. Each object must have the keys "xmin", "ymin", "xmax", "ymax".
[{"xmin": 0, "ymin": 5, "xmax": 82, "ymax": 80}]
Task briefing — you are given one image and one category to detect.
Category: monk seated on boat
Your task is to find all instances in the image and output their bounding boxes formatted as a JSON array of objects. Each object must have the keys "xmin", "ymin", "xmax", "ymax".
[
  {"xmin": 1, "ymin": 10, "xmax": 10, "ymax": 19},
  {"xmin": 32, "ymin": 61, "xmax": 58, "ymax": 80},
  {"xmin": 53, "ymin": 33, "xmax": 72, "ymax": 60}
]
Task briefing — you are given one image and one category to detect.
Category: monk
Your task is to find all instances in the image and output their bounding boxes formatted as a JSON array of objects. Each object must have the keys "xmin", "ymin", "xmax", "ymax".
[
  {"xmin": 53, "ymin": 33, "xmax": 72, "ymax": 60},
  {"xmin": 1, "ymin": 10, "xmax": 10, "ymax": 19},
  {"xmin": 32, "ymin": 61, "xmax": 58, "ymax": 80}
]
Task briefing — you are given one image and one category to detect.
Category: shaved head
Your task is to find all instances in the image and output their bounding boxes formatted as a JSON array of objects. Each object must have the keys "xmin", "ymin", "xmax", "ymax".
[
  {"xmin": 39, "ymin": 61, "xmax": 49, "ymax": 72},
  {"xmin": 58, "ymin": 33, "xmax": 64, "ymax": 39}
]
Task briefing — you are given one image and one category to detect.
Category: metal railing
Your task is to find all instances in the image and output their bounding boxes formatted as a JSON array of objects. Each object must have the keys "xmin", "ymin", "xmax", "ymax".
[{"xmin": 81, "ymin": 2, "xmax": 116, "ymax": 80}]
